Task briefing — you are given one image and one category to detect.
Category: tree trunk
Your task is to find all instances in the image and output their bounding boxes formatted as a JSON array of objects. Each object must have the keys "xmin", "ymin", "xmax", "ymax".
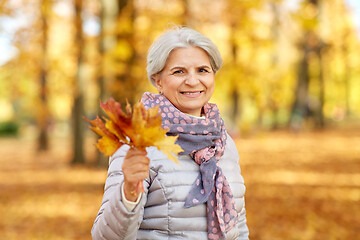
[
  {"xmin": 270, "ymin": 1, "xmax": 280, "ymax": 129},
  {"xmin": 71, "ymin": 0, "xmax": 85, "ymax": 164},
  {"xmin": 317, "ymin": 44, "xmax": 325, "ymax": 127},
  {"xmin": 113, "ymin": 0, "xmax": 137, "ymax": 105},
  {"xmin": 72, "ymin": 95, "xmax": 85, "ymax": 164},
  {"xmin": 290, "ymin": 0, "xmax": 323, "ymax": 130},
  {"xmin": 95, "ymin": 0, "xmax": 110, "ymax": 167},
  {"xmin": 38, "ymin": 0, "xmax": 50, "ymax": 151},
  {"xmin": 343, "ymin": 30, "xmax": 351, "ymax": 117},
  {"xmin": 290, "ymin": 34, "xmax": 311, "ymax": 130},
  {"xmin": 229, "ymin": 22, "xmax": 241, "ymax": 133},
  {"xmin": 315, "ymin": 0, "xmax": 325, "ymax": 128}
]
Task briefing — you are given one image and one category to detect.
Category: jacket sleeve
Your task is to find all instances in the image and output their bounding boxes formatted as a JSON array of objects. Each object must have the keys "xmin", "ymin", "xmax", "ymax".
[{"xmin": 91, "ymin": 145, "xmax": 149, "ymax": 240}]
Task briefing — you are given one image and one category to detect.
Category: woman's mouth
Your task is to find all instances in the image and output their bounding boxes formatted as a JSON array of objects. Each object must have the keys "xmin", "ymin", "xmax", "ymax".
[{"xmin": 180, "ymin": 91, "xmax": 203, "ymax": 95}]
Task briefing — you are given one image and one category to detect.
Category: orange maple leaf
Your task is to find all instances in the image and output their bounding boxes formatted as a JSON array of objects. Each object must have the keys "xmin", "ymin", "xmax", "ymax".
[{"xmin": 85, "ymin": 98, "xmax": 183, "ymax": 163}]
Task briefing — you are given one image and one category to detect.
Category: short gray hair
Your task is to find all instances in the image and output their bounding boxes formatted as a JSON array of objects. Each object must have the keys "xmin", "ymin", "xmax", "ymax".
[{"xmin": 146, "ymin": 26, "xmax": 223, "ymax": 86}]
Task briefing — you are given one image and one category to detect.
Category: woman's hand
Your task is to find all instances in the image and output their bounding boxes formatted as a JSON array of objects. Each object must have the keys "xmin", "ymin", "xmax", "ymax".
[{"xmin": 122, "ymin": 148, "xmax": 150, "ymax": 202}]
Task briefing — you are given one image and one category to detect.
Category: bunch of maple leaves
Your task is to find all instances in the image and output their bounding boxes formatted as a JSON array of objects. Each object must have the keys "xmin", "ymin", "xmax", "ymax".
[{"xmin": 85, "ymin": 98, "xmax": 183, "ymax": 193}]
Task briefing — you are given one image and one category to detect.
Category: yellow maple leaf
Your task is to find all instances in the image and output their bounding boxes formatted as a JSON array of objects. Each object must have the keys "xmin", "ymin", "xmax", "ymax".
[{"xmin": 153, "ymin": 136, "xmax": 183, "ymax": 163}]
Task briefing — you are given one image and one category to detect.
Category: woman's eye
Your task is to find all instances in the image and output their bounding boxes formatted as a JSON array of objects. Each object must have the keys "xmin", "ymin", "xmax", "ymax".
[
  {"xmin": 199, "ymin": 68, "xmax": 209, "ymax": 73},
  {"xmin": 173, "ymin": 70, "xmax": 183, "ymax": 74}
]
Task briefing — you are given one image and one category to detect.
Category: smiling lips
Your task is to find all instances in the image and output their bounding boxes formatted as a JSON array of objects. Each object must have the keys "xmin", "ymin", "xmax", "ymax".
[{"xmin": 180, "ymin": 90, "xmax": 203, "ymax": 95}]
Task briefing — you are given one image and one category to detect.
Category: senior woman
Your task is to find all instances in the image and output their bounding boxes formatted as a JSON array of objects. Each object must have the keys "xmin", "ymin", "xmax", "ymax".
[{"xmin": 91, "ymin": 26, "xmax": 249, "ymax": 240}]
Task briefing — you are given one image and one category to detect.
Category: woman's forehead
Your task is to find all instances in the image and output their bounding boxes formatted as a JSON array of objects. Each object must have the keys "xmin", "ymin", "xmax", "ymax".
[{"xmin": 165, "ymin": 47, "xmax": 211, "ymax": 67}]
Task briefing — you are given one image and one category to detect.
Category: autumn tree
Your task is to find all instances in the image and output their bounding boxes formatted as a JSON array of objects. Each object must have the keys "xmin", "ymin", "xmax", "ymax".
[
  {"xmin": 290, "ymin": 0, "xmax": 325, "ymax": 129},
  {"xmin": 220, "ymin": 0, "xmax": 271, "ymax": 132},
  {"xmin": 110, "ymin": 0, "xmax": 137, "ymax": 105},
  {"xmin": 94, "ymin": 0, "xmax": 116, "ymax": 166},
  {"xmin": 93, "ymin": 0, "xmax": 138, "ymax": 165},
  {"xmin": 71, "ymin": 0, "xmax": 86, "ymax": 164}
]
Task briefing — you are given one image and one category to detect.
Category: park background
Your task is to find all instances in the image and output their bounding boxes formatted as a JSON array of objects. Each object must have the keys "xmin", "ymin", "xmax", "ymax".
[{"xmin": 0, "ymin": 0, "xmax": 359, "ymax": 239}]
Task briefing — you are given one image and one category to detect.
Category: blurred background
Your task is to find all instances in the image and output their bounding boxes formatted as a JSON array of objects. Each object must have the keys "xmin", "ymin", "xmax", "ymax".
[{"xmin": 0, "ymin": 0, "xmax": 359, "ymax": 239}]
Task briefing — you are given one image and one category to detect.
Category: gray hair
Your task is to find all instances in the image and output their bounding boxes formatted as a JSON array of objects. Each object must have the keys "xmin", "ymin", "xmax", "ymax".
[{"xmin": 146, "ymin": 26, "xmax": 223, "ymax": 86}]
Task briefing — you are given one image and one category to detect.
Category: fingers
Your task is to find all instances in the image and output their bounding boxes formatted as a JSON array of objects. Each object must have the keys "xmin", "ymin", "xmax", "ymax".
[
  {"xmin": 123, "ymin": 148, "xmax": 150, "ymax": 170},
  {"xmin": 122, "ymin": 147, "xmax": 150, "ymax": 189},
  {"xmin": 124, "ymin": 148, "xmax": 149, "ymax": 164},
  {"xmin": 126, "ymin": 147, "xmax": 147, "ymax": 157}
]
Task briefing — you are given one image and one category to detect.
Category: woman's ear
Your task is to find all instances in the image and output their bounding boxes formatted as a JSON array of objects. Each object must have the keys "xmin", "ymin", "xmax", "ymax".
[{"xmin": 154, "ymin": 74, "xmax": 163, "ymax": 94}]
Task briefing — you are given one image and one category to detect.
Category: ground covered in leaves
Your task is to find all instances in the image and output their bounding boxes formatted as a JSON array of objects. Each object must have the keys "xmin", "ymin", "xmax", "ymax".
[{"xmin": 0, "ymin": 125, "xmax": 359, "ymax": 240}]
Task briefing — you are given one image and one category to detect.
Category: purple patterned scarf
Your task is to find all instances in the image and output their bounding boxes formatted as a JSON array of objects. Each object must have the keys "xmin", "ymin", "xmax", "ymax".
[{"xmin": 141, "ymin": 92, "xmax": 238, "ymax": 239}]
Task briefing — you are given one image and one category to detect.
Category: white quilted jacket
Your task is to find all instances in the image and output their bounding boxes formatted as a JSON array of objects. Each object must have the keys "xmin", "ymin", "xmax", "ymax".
[{"xmin": 91, "ymin": 133, "xmax": 249, "ymax": 239}]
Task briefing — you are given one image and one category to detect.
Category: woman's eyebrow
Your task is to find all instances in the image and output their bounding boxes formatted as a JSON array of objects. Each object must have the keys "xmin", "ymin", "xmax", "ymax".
[
  {"xmin": 169, "ymin": 65, "xmax": 211, "ymax": 71},
  {"xmin": 170, "ymin": 66, "xmax": 185, "ymax": 71},
  {"xmin": 198, "ymin": 65, "xmax": 211, "ymax": 69}
]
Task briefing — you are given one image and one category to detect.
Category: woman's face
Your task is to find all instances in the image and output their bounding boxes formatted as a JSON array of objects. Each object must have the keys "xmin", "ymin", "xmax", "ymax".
[{"xmin": 154, "ymin": 47, "xmax": 215, "ymax": 117}]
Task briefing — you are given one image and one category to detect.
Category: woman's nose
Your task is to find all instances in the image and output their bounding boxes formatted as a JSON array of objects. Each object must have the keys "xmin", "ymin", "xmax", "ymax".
[{"xmin": 184, "ymin": 72, "xmax": 199, "ymax": 85}]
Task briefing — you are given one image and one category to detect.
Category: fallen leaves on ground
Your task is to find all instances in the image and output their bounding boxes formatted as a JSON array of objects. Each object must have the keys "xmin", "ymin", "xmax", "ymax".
[
  {"xmin": 235, "ymin": 126, "xmax": 360, "ymax": 240},
  {"xmin": 0, "ymin": 125, "xmax": 359, "ymax": 239}
]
